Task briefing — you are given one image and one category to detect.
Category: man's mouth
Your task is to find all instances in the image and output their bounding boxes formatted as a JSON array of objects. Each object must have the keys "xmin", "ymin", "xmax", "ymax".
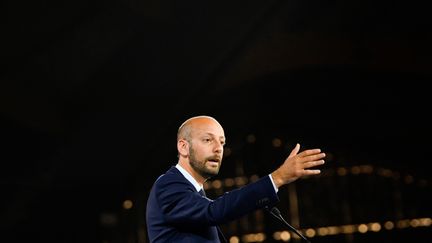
[{"xmin": 207, "ymin": 157, "xmax": 221, "ymax": 165}]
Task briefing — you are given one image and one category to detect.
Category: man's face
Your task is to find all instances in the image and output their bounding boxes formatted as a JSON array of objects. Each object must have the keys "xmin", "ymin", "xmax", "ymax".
[
  {"xmin": 187, "ymin": 123, "xmax": 225, "ymax": 179},
  {"xmin": 189, "ymin": 143, "xmax": 221, "ymax": 179}
]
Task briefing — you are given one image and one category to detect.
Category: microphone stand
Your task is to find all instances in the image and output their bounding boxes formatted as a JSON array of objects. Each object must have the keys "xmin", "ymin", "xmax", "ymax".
[{"xmin": 266, "ymin": 207, "xmax": 311, "ymax": 243}]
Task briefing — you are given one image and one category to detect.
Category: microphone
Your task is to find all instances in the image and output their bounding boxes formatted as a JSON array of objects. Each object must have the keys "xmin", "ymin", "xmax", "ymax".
[{"xmin": 265, "ymin": 206, "xmax": 311, "ymax": 243}]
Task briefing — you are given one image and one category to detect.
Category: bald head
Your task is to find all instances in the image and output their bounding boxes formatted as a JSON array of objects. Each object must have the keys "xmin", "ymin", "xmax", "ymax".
[{"xmin": 177, "ymin": 116, "xmax": 223, "ymax": 142}]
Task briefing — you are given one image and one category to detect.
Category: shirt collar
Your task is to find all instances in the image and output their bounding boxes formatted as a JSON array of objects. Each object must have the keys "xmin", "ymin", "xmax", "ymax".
[{"xmin": 175, "ymin": 164, "xmax": 203, "ymax": 192}]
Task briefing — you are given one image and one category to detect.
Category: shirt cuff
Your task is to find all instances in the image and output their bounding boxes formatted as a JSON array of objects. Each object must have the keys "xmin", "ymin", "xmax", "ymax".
[{"xmin": 269, "ymin": 174, "xmax": 279, "ymax": 193}]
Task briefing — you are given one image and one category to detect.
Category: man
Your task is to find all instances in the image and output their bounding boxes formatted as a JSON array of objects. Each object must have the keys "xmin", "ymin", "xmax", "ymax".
[{"xmin": 146, "ymin": 115, "xmax": 325, "ymax": 242}]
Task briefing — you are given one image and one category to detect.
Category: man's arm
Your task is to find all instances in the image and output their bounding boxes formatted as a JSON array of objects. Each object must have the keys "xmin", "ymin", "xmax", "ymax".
[{"xmin": 155, "ymin": 175, "xmax": 279, "ymax": 226}]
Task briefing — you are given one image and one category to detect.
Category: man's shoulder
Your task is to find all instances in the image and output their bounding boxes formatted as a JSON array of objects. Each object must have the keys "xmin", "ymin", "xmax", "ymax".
[{"xmin": 153, "ymin": 166, "xmax": 192, "ymax": 189}]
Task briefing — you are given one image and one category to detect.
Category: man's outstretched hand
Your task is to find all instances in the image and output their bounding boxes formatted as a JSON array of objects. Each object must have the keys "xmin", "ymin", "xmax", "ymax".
[{"xmin": 271, "ymin": 143, "xmax": 326, "ymax": 188}]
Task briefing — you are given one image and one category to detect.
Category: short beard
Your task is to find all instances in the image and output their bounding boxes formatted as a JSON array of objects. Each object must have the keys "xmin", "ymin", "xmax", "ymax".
[{"xmin": 189, "ymin": 145, "xmax": 219, "ymax": 179}]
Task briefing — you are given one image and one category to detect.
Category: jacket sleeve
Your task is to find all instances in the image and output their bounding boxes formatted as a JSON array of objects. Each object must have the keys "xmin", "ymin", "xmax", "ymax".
[{"xmin": 155, "ymin": 175, "xmax": 279, "ymax": 226}]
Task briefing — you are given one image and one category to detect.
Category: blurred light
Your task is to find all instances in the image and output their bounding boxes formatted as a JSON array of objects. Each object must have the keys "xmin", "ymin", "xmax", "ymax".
[
  {"xmin": 397, "ymin": 220, "xmax": 410, "ymax": 229},
  {"xmin": 273, "ymin": 231, "xmax": 281, "ymax": 240},
  {"xmin": 241, "ymin": 235, "xmax": 248, "ymax": 242},
  {"xmin": 229, "ymin": 236, "xmax": 239, "ymax": 243},
  {"xmin": 317, "ymin": 227, "xmax": 328, "ymax": 236},
  {"xmin": 123, "ymin": 200, "xmax": 133, "ymax": 210},
  {"xmin": 420, "ymin": 218, "xmax": 431, "ymax": 226},
  {"xmin": 224, "ymin": 178, "xmax": 235, "ymax": 187},
  {"xmin": 410, "ymin": 219, "xmax": 420, "ymax": 227},
  {"xmin": 341, "ymin": 225, "xmax": 355, "ymax": 234},
  {"xmin": 256, "ymin": 233, "xmax": 266, "ymax": 241},
  {"xmin": 280, "ymin": 231, "xmax": 291, "ymax": 241},
  {"xmin": 384, "ymin": 221, "xmax": 394, "ymax": 230},
  {"xmin": 246, "ymin": 134, "xmax": 256, "ymax": 143},
  {"xmin": 358, "ymin": 224, "xmax": 368, "ymax": 233},
  {"xmin": 337, "ymin": 167, "xmax": 347, "ymax": 176},
  {"xmin": 351, "ymin": 166, "xmax": 361, "ymax": 175},
  {"xmin": 250, "ymin": 174, "xmax": 259, "ymax": 182},
  {"xmin": 242, "ymin": 233, "xmax": 266, "ymax": 242},
  {"xmin": 212, "ymin": 180, "xmax": 222, "ymax": 189},
  {"xmin": 404, "ymin": 175, "xmax": 414, "ymax": 184},
  {"xmin": 327, "ymin": 226, "xmax": 340, "ymax": 235},
  {"xmin": 378, "ymin": 168, "xmax": 393, "ymax": 177},
  {"xmin": 305, "ymin": 228, "xmax": 316, "ymax": 238},
  {"xmin": 272, "ymin": 138, "xmax": 282, "ymax": 148},
  {"xmin": 235, "ymin": 176, "xmax": 247, "ymax": 186},
  {"xmin": 360, "ymin": 165, "xmax": 373, "ymax": 174},
  {"xmin": 369, "ymin": 222, "xmax": 381, "ymax": 232}
]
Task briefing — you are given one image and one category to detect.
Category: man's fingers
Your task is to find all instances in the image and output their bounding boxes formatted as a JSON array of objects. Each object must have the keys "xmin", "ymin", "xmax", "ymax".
[
  {"xmin": 299, "ymin": 148, "xmax": 322, "ymax": 157},
  {"xmin": 304, "ymin": 169, "xmax": 321, "ymax": 175},
  {"xmin": 288, "ymin": 143, "xmax": 300, "ymax": 158},
  {"xmin": 303, "ymin": 153, "xmax": 326, "ymax": 162},
  {"xmin": 303, "ymin": 160, "xmax": 325, "ymax": 169}
]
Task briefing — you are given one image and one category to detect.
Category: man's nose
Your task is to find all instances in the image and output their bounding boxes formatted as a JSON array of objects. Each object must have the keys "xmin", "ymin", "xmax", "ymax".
[{"xmin": 214, "ymin": 142, "xmax": 223, "ymax": 153}]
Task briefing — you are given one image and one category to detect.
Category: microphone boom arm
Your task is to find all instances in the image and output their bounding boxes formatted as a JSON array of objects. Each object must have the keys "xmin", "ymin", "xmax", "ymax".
[{"xmin": 266, "ymin": 207, "xmax": 311, "ymax": 243}]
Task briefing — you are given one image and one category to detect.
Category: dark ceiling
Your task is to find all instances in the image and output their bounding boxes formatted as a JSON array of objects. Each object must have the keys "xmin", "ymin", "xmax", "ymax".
[{"xmin": 2, "ymin": 0, "xmax": 431, "ymax": 242}]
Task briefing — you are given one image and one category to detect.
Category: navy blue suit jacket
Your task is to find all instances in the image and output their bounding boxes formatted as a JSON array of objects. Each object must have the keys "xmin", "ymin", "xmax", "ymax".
[{"xmin": 146, "ymin": 166, "xmax": 279, "ymax": 242}]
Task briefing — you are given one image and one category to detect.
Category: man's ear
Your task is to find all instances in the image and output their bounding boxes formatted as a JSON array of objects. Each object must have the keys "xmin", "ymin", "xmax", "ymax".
[{"xmin": 177, "ymin": 139, "xmax": 189, "ymax": 157}]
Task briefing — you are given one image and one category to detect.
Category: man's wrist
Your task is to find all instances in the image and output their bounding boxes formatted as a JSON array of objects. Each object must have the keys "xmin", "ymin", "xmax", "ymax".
[{"xmin": 270, "ymin": 171, "xmax": 283, "ymax": 189}]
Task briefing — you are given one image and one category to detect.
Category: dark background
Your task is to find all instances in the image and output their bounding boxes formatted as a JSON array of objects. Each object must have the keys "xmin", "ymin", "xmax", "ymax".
[{"xmin": 2, "ymin": 0, "xmax": 431, "ymax": 242}]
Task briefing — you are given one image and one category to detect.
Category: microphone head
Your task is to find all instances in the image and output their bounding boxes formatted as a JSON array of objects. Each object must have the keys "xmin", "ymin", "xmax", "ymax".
[{"xmin": 271, "ymin": 207, "xmax": 281, "ymax": 216}]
